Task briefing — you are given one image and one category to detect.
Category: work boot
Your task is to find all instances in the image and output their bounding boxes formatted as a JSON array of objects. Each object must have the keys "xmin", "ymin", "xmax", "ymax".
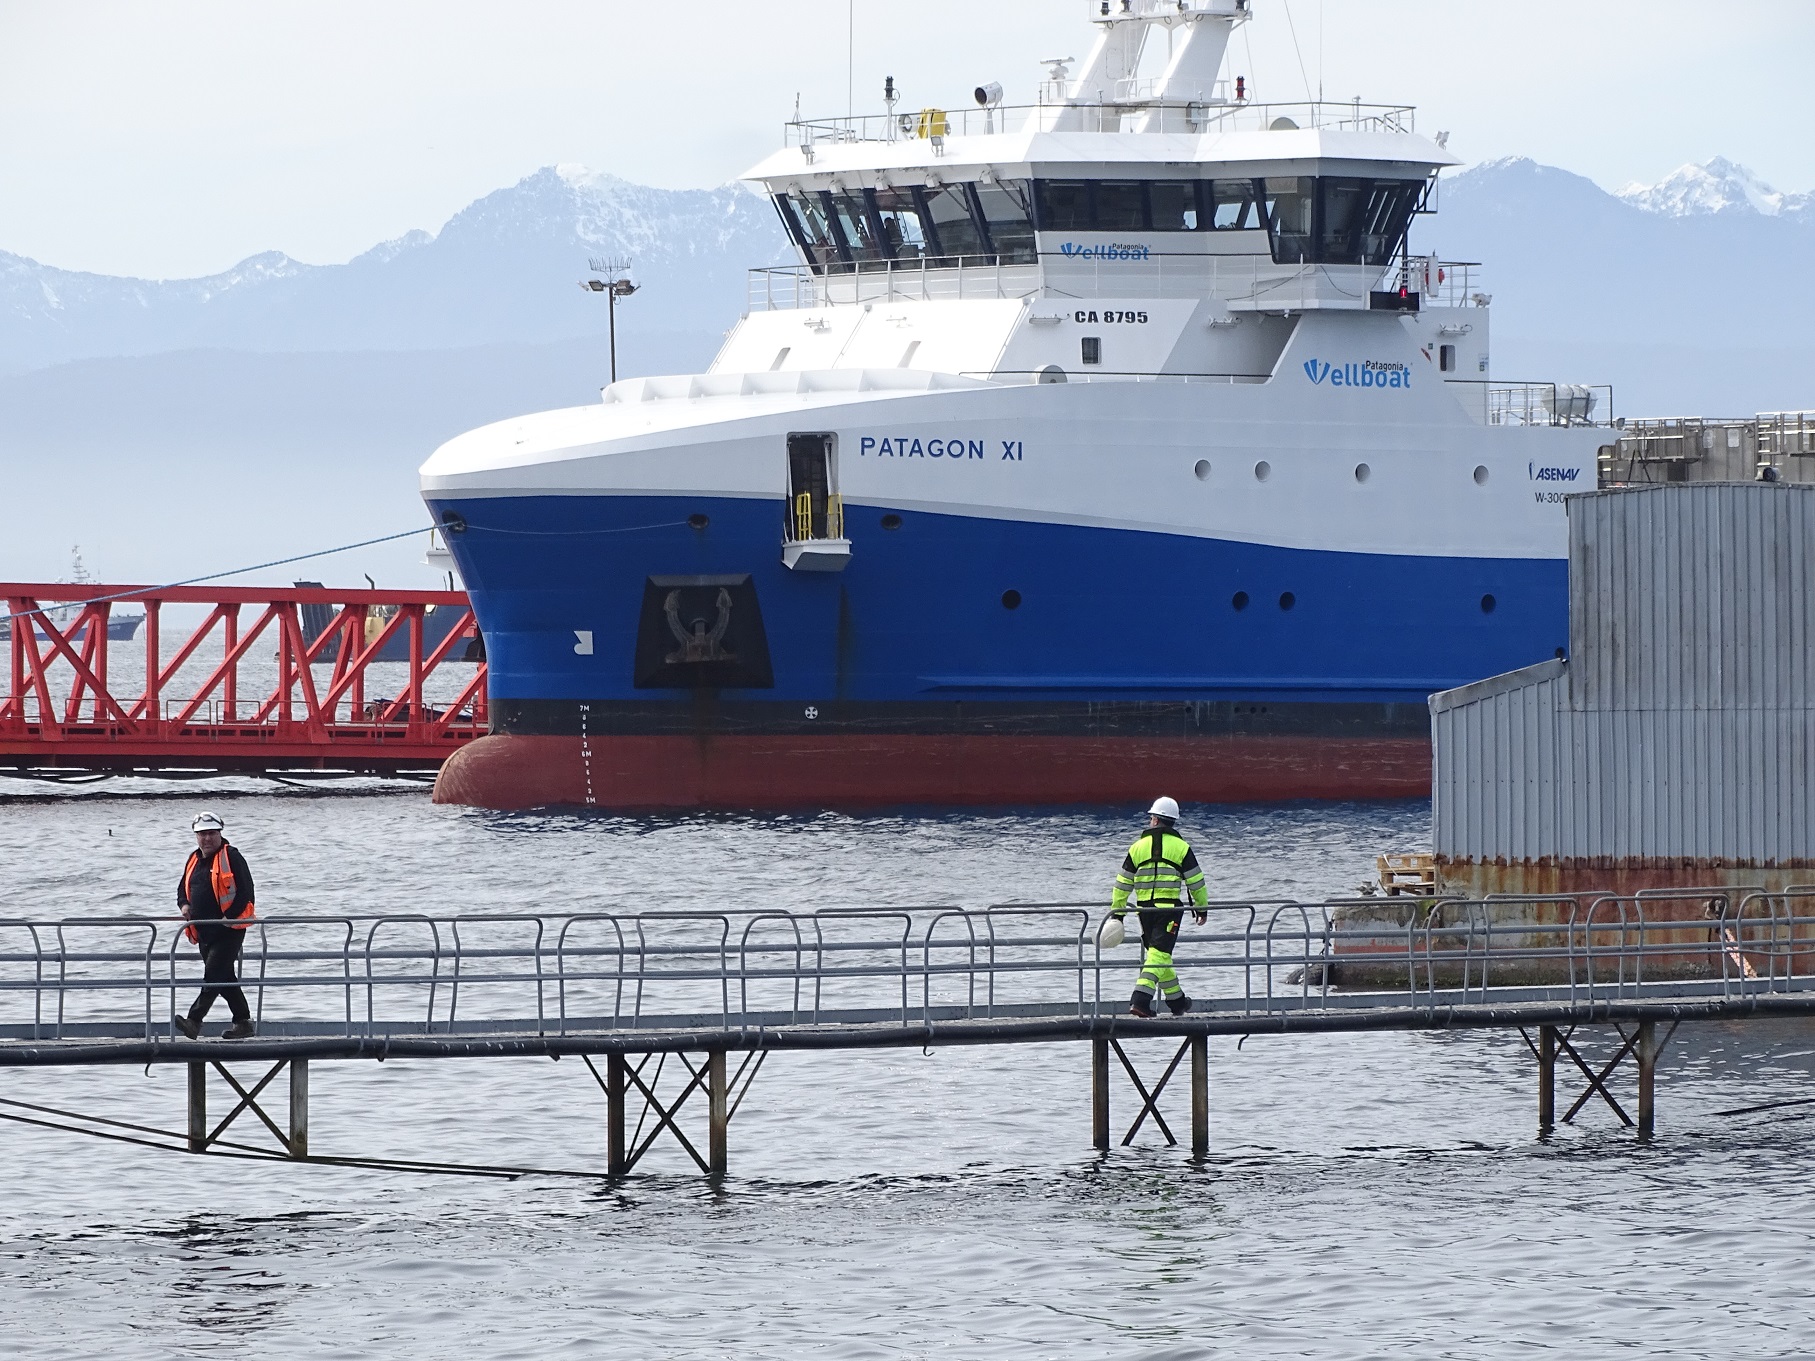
[
  {"xmin": 222, "ymin": 1019, "xmax": 256, "ymax": 1040},
  {"xmin": 1129, "ymin": 992, "xmax": 1157, "ymax": 1019},
  {"xmin": 173, "ymin": 1013, "xmax": 200, "ymax": 1040},
  {"xmin": 1166, "ymin": 995, "xmax": 1193, "ymax": 1016}
]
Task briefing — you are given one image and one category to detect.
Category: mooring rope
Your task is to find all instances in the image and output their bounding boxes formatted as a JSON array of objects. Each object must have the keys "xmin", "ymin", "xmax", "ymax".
[{"xmin": 0, "ymin": 516, "xmax": 694, "ymax": 626}]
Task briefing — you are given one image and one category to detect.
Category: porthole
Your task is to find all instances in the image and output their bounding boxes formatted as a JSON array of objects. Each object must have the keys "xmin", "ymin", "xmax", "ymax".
[
  {"xmin": 687, "ymin": 513, "xmax": 710, "ymax": 530},
  {"xmin": 1278, "ymin": 591, "xmax": 1296, "ymax": 611},
  {"xmin": 1473, "ymin": 465, "xmax": 1490, "ymax": 485},
  {"xmin": 1354, "ymin": 463, "xmax": 1371, "ymax": 483},
  {"xmin": 1254, "ymin": 460, "xmax": 1272, "ymax": 482},
  {"xmin": 1231, "ymin": 591, "xmax": 1250, "ymax": 612},
  {"xmin": 880, "ymin": 513, "xmax": 902, "ymax": 530},
  {"xmin": 1001, "ymin": 589, "xmax": 1022, "ymax": 610},
  {"xmin": 1480, "ymin": 594, "xmax": 1497, "ymax": 614},
  {"xmin": 1193, "ymin": 459, "xmax": 1211, "ymax": 481}
]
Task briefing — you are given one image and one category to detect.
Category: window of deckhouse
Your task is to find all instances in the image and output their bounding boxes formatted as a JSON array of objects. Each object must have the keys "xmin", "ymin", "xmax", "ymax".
[
  {"xmin": 922, "ymin": 184, "xmax": 988, "ymax": 259},
  {"xmin": 775, "ymin": 193, "xmax": 838, "ymax": 268},
  {"xmin": 1261, "ymin": 177, "xmax": 1316, "ymax": 263},
  {"xmin": 829, "ymin": 191, "xmax": 887, "ymax": 263},
  {"xmin": 1149, "ymin": 181, "xmax": 1199, "ymax": 231},
  {"xmin": 1034, "ymin": 180, "xmax": 1092, "ymax": 231},
  {"xmin": 1092, "ymin": 181, "xmax": 1148, "ymax": 231},
  {"xmin": 973, "ymin": 181, "xmax": 1038, "ymax": 262},
  {"xmin": 871, "ymin": 186, "xmax": 930, "ymax": 259},
  {"xmin": 1208, "ymin": 179, "xmax": 1261, "ymax": 229},
  {"xmin": 1261, "ymin": 176, "xmax": 1425, "ymax": 266}
]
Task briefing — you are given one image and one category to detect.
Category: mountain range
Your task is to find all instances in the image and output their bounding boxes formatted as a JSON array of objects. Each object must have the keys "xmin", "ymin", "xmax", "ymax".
[
  {"xmin": 0, "ymin": 166, "xmax": 790, "ymax": 375},
  {"xmin": 0, "ymin": 155, "xmax": 1807, "ymax": 587}
]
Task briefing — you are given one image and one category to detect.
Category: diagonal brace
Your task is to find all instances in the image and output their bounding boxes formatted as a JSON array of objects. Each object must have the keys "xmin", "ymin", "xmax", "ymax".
[
  {"xmin": 1559, "ymin": 1030, "xmax": 1638, "ymax": 1126},
  {"xmin": 207, "ymin": 1060, "xmax": 298, "ymax": 1155},
  {"xmin": 1113, "ymin": 1037, "xmax": 1190, "ymax": 1147},
  {"xmin": 621, "ymin": 1053, "xmax": 713, "ymax": 1174}
]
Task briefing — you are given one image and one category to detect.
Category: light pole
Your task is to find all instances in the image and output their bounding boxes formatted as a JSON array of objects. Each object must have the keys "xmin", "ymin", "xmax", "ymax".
[{"xmin": 581, "ymin": 260, "xmax": 638, "ymax": 384}]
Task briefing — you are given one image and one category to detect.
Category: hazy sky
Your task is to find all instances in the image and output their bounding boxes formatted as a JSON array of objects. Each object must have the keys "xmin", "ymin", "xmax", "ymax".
[{"xmin": 3, "ymin": 0, "xmax": 1810, "ymax": 279}]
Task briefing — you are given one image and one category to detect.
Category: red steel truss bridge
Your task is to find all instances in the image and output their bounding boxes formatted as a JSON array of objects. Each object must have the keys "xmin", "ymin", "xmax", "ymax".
[{"xmin": 0, "ymin": 581, "xmax": 486, "ymax": 779}]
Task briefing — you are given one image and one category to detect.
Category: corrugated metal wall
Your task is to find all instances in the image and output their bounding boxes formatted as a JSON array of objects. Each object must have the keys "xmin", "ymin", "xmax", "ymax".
[{"xmin": 1433, "ymin": 483, "xmax": 1815, "ymax": 862}]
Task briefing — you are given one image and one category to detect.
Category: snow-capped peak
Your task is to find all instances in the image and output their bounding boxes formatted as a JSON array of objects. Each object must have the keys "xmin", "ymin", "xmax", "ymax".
[{"xmin": 1617, "ymin": 158, "xmax": 1809, "ymax": 219}]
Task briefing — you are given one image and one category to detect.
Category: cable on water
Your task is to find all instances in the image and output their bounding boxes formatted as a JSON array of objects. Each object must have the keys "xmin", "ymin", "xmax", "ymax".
[
  {"xmin": 1713, "ymin": 1095, "xmax": 1815, "ymax": 1119},
  {"xmin": 0, "ymin": 1092, "xmax": 604, "ymax": 1181}
]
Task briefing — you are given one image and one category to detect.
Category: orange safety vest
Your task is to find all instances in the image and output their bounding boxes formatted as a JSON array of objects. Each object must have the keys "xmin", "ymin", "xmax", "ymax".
[{"xmin": 181, "ymin": 842, "xmax": 255, "ymax": 942}]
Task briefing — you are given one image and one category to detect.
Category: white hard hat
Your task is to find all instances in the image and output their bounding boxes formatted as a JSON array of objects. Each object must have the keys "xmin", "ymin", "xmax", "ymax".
[
  {"xmin": 1147, "ymin": 796, "xmax": 1181, "ymax": 822},
  {"xmin": 192, "ymin": 811, "xmax": 225, "ymax": 833}
]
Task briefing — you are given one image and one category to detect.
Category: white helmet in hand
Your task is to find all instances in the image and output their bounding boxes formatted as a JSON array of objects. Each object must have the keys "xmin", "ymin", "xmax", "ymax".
[{"xmin": 1147, "ymin": 796, "xmax": 1181, "ymax": 823}]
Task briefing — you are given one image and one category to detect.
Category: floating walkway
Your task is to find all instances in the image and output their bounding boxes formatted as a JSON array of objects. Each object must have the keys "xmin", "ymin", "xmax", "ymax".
[{"xmin": 2, "ymin": 899, "xmax": 1812, "ymax": 1176}]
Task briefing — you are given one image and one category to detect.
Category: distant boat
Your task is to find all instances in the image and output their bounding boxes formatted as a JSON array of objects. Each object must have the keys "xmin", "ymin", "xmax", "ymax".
[
  {"xmin": 0, "ymin": 546, "xmax": 144, "ymax": 644},
  {"xmin": 294, "ymin": 581, "xmax": 483, "ymax": 663},
  {"xmin": 0, "ymin": 614, "xmax": 144, "ymax": 643}
]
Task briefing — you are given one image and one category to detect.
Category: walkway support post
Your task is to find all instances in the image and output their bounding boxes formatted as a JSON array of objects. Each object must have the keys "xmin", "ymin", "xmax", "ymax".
[
  {"xmin": 289, "ymin": 1059, "xmax": 309, "ymax": 1158},
  {"xmin": 1538, "ymin": 1024, "xmax": 1557, "ymax": 1130},
  {"xmin": 1091, "ymin": 1035, "xmax": 1110, "ymax": 1151},
  {"xmin": 1637, "ymin": 1020, "xmax": 1658, "ymax": 1135},
  {"xmin": 1189, "ymin": 1034, "xmax": 1209, "ymax": 1157},
  {"xmin": 606, "ymin": 1053, "xmax": 626, "ymax": 1177},
  {"xmin": 708, "ymin": 1049, "xmax": 728, "ymax": 1177},
  {"xmin": 186, "ymin": 1062, "xmax": 206, "ymax": 1153}
]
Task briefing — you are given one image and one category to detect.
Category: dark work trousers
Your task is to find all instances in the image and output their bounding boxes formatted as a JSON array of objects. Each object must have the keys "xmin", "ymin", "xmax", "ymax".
[{"xmin": 189, "ymin": 925, "xmax": 252, "ymax": 1023}]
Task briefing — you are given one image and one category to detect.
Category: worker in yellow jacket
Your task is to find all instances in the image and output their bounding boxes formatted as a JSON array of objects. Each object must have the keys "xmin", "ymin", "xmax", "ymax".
[{"xmin": 1109, "ymin": 797, "xmax": 1209, "ymax": 1017}]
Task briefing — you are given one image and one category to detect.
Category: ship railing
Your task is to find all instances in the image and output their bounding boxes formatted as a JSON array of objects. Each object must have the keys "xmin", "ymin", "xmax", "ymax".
[
  {"xmin": 1757, "ymin": 411, "xmax": 1815, "ymax": 460},
  {"xmin": 748, "ymin": 256, "xmax": 1041, "ymax": 309},
  {"xmin": 5, "ymin": 894, "xmax": 1815, "ymax": 1045},
  {"xmin": 1443, "ymin": 380, "xmax": 1617, "ymax": 429},
  {"xmin": 748, "ymin": 254, "xmax": 1397, "ymax": 313},
  {"xmin": 785, "ymin": 99, "xmax": 1417, "ymax": 146},
  {"xmin": 1391, "ymin": 259, "xmax": 1486, "ymax": 309},
  {"xmin": 961, "ymin": 370, "xmax": 1269, "ymax": 386}
]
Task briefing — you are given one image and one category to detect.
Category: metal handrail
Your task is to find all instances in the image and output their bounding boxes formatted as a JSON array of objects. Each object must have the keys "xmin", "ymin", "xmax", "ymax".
[{"xmin": 8, "ymin": 897, "xmax": 1815, "ymax": 1046}]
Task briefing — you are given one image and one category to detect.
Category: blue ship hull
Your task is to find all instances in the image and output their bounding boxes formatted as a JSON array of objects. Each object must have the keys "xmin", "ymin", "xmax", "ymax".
[
  {"xmin": 431, "ymin": 491, "xmax": 1565, "ymax": 708},
  {"xmin": 425, "ymin": 489, "xmax": 1561, "ymax": 810}
]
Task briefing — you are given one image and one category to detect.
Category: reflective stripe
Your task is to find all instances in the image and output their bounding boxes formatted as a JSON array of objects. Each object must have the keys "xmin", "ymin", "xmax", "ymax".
[{"xmin": 1129, "ymin": 831, "xmax": 1188, "ymax": 906}]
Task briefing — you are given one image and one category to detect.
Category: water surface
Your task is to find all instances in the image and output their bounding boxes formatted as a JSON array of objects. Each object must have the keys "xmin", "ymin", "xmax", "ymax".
[{"xmin": 2, "ymin": 787, "xmax": 1812, "ymax": 1358}]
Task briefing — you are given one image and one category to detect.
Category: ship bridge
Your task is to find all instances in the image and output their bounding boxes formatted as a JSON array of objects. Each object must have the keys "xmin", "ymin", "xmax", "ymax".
[{"xmin": 723, "ymin": 0, "xmax": 1470, "ymax": 387}]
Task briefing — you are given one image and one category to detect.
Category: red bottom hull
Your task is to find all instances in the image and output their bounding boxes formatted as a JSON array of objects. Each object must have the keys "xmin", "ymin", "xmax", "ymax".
[{"xmin": 432, "ymin": 732, "xmax": 1432, "ymax": 811}]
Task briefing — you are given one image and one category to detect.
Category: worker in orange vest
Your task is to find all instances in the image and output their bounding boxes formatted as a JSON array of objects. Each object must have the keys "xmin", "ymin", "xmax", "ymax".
[{"xmin": 173, "ymin": 811, "xmax": 257, "ymax": 1039}]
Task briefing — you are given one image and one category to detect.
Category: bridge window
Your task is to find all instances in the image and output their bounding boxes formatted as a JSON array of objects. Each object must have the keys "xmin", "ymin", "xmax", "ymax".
[
  {"xmin": 1093, "ymin": 181, "xmax": 1148, "ymax": 231},
  {"xmin": 775, "ymin": 192, "xmax": 841, "ymax": 268},
  {"xmin": 922, "ymin": 184, "xmax": 988, "ymax": 259},
  {"xmin": 872, "ymin": 186, "xmax": 930, "ymax": 259},
  {"xmin": 1262, "ymin": 177, "xmax": 1316, "ymax": 262},
  {"xmin": 1149, "ymin": 181, "xmax": 1198, "ymax": 231},
  {"xmin": 829, "ymin": 191, "xmax": 887, "ymax": 263},
  {"xmin": 974, "ymin": 181, "xmax": 1037, "ymax": 263},
  {"xmin": 1030, "ymin": 178, "xmax": 1259, "ymax": 232},
  {"xmin": 1262, "ymin": 176, "xmax": 1425, "ymax": 266},
  {"xmin": 1208, "ymin": 179, "xmax": 1261, "ymax": 230},
  {"xmin": 1034, "ymin": 180, "xmax": 1091, "ymax": 231}
]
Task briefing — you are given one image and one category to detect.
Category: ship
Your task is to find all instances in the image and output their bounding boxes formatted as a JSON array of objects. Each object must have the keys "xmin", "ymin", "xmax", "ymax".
[
  {"xmin": 420, "ymin": 0, "xmax": 1608, "ymax": 811},
  {"xmin": 0, "ymin": 548, "xmax": 144, "ymax": 644}
]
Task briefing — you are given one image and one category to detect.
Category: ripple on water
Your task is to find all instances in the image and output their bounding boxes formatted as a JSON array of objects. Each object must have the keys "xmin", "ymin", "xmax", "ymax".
[{"xmin": 6, "ymin": 792, "xmax": 1815, "ymax": 1356}]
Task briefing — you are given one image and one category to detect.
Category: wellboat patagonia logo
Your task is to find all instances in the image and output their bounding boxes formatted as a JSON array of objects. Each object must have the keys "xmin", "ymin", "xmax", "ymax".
[
  {"xmin": 1303, "ymin": 359, "xmax": 1412, "ymax": 390},
  {"xmin": 1058, "ymin": 242, "xmax": 1151, "ymax": 261}
]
